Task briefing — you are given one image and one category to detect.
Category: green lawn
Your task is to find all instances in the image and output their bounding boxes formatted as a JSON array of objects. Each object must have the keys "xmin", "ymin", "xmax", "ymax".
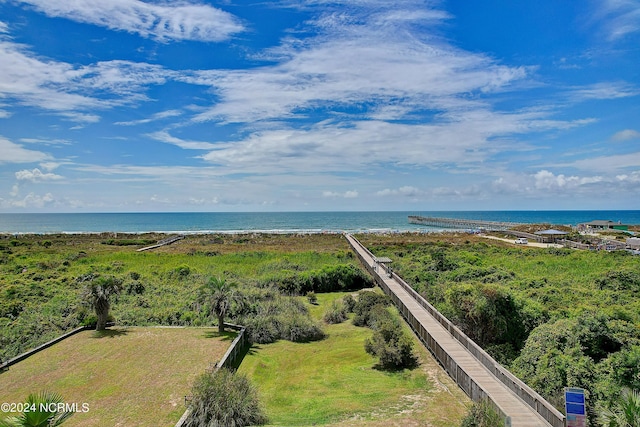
[
  {"xmin": 0, "ymin": 327, "xmax": 231, "ymax": 427},
  {"xmin": 240, "ymin": 292, "xmax": 469, "ymax": 426}
]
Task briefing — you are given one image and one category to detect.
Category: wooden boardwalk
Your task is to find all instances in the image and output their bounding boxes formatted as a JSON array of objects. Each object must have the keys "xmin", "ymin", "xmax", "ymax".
[{"xmin": 345, "ymin": 234, "xmax": 564, "ymax": 427}]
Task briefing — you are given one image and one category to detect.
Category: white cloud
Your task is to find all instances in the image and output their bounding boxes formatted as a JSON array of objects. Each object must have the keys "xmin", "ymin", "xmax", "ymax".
[
  {"xmin": 187, "ymin": 5, "xmax": 530, "ymax": 124},
  {"xmin": 18, "ymin": 0, "xmax": 244, "ymax": 42},
  {"xmin": 0, "ymin": 136, "xmax": 51, "ymax": 164},
  {"xmin": 1, "ymin": 192, "xmax": 55, "ymax": 208},
  {"xmin": 0, "ymin": 38, "xmax": 170, "ymax": 117},
  {"xmin": 612, "ymin": 129, "xmax": 640, "ymax": 141},
  {"xmin": 20, "ymin": 138, "xmax": 72, "ymax": 146},
  {"xmin": 323, "ymin": 190, "xmax": 358, "ymax": 198},
  {"xmin": 147, "ymin": 131, "xmax": 218, "ymax": 150},
  {"xmin": 115, "ymin": 109, "xmax": 182, "ymax": 126},
  {"xmin": 0, "ymin": 21, "xmax": 8, "ymax": 33},
  {"xmin": 40, "ymin": 162, "xmax": 62, "ymax": 171},
  {"xmin": 533, "ymin": 170, "xmax": 604, "ymax": 190},
  {"xmin": 377, "ymin": 186, "xmax": 422, "ymax": 197},
  {"xmin": 491, "ymin": 169, "xmax": 640, "ymax": 198},
  {"xmin": 595, "ymin": 0, "xmax": 640, "ymax": 40},
  {"xmin": 15, "ymin": 168, "xmax": 64, "ymax": 182},
  {"xmin": 197, "ymin": 110, "xmax": 588, "ymax": 176},
  {"xmin": 563, "ymin": 151, "xmax": 640, "ymax": 172},
  {"xmin": 567, "ymin": 81, "xmax": 638, "ymax": 101}
]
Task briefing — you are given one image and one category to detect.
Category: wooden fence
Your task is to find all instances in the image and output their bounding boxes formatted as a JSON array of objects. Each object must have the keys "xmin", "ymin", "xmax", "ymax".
[
  {"xmin": 174, "ymin": 323, "xmax": 249, "ymax": 427},
  {"xmin": 347, "ymin": 234, "xmax": 565, "ymax": 427},
  {"xmin": 0, "ymin": 325, "xmax": 93, "ymax": 371}
]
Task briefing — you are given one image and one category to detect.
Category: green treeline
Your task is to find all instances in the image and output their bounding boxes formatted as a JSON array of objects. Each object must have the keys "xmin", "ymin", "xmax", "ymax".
[{"xmin": 358, "ymin": 234, "xmax": 640, "ymax": 423}]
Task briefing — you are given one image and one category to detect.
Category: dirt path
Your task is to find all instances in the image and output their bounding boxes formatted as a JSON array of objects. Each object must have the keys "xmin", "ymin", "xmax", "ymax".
[{"xmin": 480, "ymin": 235, "xmax": 562, "ymax": 248}]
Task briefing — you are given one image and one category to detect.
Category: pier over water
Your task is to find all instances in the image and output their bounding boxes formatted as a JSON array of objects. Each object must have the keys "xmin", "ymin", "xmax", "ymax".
[{"xmin": 409, "ymin": 215, "xmax": 523, "ymax": 231}]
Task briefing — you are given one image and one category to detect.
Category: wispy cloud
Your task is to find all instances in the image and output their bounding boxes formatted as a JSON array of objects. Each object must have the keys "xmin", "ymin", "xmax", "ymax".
[
  {"xmin": 17, "ymin": 0, "xmax": 244, "ymax": 42},
  {"xmin": 594, "ymin": 0, "xmax": 640, "ymax": 40},
  {"xmin": 612, "ymin": 129, "xmax": 640, "ymax": 141},
  {"xmin": 0, "ymin": 37, "xmax": 170, "ymax": 119},
  {"xmin": 567, "ymin": 81, "xmax": 638, "ymax": 101},
  {"xmin": 115, "ymin": 110, "xmax": 183, "ymax": 126},
  {"xmin": 377, "ymin": 186, "xmax": 423, "ymax": 197},
  {"xmin": 147, "ymin": 131, "xmax": 217, "ymax": 150},
  {"xmin": 323, "ymin": 190, "xmax": 358, "ymax": 198},
  {"xmin": 187, "ymin": 4, "xmax": 530, "ymax": 124},
  {"xmin": 0, "ymin": 136, "xmax": 51, "ymax": 164}
]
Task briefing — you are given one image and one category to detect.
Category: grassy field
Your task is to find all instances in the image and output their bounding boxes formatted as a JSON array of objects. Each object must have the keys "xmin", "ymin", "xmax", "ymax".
[
  {"xmin": 239, "ymin": 292, "xmax": 470, "ymax": 427},
  {"xmin": 0, "ymin": 327, "xmax": 230, "ymax": 427}
]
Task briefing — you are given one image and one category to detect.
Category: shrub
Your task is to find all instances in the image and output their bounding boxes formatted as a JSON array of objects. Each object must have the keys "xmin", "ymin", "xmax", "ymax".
[
  {"xmin": 343, "ymin": 294, "xmax": 356, "ymax": 312},
  {"xmin": 364, "ymin": 308, "xmax": 417, "ymax": 370},
  {"xmin": 460, "ymin": 399, "xmax": 504, "ymax": 427},
  {"xmin": 323, "ymin": 300, "xmax": 348, "ymax": 324},
  {"xmin": 279, "ymin": 313, "xmax": 325, "ymax": 342},
  {"xmin": 172, "ymin": 265, "xmax": 191, "ymax": 278},
  {"xmin": 242, "ymin": 295, "xmax": 324, "ymax": 344},
  {"xmin": 352, "ymin": 291, "xmax": 389, "ymax": 327},
  {"xmin": 306, "ymin": 291, "xmax": 318, "ymax": 304},
  {"xmin": 185, "ymin": 368, "xmax": 267, "ymax": 427}
]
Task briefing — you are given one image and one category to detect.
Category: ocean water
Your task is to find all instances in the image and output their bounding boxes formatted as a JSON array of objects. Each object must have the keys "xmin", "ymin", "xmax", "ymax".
[{"xmin": 0, "ymin": 211, "xmax": 639, "ymax": 234}]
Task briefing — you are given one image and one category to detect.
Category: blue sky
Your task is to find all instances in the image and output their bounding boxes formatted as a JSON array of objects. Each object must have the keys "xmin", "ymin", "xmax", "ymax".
[{"xmin": 0, "ymin": 0, "xmax": 639, "ymax": 212}]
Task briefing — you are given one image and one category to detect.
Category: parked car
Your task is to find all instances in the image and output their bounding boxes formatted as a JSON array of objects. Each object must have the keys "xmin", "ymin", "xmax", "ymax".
[{"xmin": 514, "ymin": 238, "xmax": 528, "ymax": 244}]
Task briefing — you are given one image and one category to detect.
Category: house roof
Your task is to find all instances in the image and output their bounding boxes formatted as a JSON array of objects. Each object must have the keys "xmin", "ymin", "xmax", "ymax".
[{"xmin": 535, "ymin": 229, "xmax": 568, "ymax": 235}]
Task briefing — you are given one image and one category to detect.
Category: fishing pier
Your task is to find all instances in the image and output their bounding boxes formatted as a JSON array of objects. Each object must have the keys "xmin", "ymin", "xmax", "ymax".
[{"xmin": 409, "ymin": 215, "xmax": 523, "ymax": 231}]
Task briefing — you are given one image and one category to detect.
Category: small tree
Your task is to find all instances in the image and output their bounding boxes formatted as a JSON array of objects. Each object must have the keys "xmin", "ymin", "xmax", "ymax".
[
  {"xmin": 199, "ymin": 276, "xmax": 243, "ymax": 333},
  {"xmin": 0, "ymin": 391, "xmax": 74, "ymax": 427},
  {"xmin": 81, "ymin": 275, "xmax": 122, "ymax": 331},
  {"xmin": 364, "ymin": 307, "xmax": 417, "ymax": 370}
]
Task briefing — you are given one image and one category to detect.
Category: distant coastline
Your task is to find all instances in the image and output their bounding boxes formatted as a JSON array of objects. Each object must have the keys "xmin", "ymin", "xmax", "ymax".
[{"xmin": 1, "ymin": 211, "xmax": 639, "ymax": 235}]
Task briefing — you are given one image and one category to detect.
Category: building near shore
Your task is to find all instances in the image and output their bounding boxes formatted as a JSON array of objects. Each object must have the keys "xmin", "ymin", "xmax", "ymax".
[
  {"xmin": 578, "ymin": 220, "xmax": 630, "ymax": 231},
  {"xmin": 535, "ymin": 229, "xmax": 568, "ymax": 243},
  {"xmin": 627, "ymin": 237, "xmax": 640, "ymax": 249}
]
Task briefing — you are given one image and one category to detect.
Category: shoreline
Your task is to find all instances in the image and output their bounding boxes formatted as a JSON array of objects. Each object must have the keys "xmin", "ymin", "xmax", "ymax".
[{"xmin": 1, "ymin": 228, "xmax": 446, "ymax": 236}]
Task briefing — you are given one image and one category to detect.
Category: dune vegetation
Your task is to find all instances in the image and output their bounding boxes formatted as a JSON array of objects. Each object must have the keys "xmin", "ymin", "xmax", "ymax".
[{"xmin": 356, "ymin": 232, "xmax": 640, "ymax": 424}]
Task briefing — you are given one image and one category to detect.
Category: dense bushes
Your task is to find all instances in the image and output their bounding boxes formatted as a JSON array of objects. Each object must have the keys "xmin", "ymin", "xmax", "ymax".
[
  {"xmin": 240, "ymin": 293, "xmax": 325, "ymax": 344},
  {"xmin": 352, "ymin": 291, "xmax": 390, "ymax": 327},
  {"xmin": 352, "ymin": 291, "xmax": 417, "ymax": 370},
  {"xmin": 185, "ymin": 368, "xmax": 267, "ymax": 427},
  {"xmin": 511, "ymin": 312, "xmax": 640, "ymax": 423},
  {"xmin": 442, "ymin": 283, "xmax": 544, "ymax": 363},
  {"xmin": 258, "ymin": 264, "xmax": 372, "ymax": 295}
]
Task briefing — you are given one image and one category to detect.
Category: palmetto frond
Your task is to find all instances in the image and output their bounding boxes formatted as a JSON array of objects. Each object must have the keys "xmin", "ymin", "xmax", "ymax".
[
  {"xmin": 600, "ymin": 388, "xmax": 640, "ymax": 427},
  {"xmin": 0, "ymin": 391, "xmax": 74, "ymax": 427}
]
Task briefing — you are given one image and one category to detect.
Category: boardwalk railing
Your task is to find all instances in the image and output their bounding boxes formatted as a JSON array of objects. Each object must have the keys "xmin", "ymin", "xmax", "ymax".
[{"xmin": 346, "ymin": 234, "xmax": 565, "ymax": 427}]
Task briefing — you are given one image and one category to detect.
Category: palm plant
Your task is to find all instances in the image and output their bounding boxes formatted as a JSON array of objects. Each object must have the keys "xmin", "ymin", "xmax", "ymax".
[
  {"xmin": 198, "ymin": 276, "xmax": 243, "ymax": 333},
  {"xmin": 600, "ymin": 388, "xmax": 640, "ymax": 427},
  {"xmin": 0, "ymin": 391, "xmax": 73, "ymax": 427},
  {"xmin": 81, "ymin": 275, "xmax": 122, "ymax": 331}
]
